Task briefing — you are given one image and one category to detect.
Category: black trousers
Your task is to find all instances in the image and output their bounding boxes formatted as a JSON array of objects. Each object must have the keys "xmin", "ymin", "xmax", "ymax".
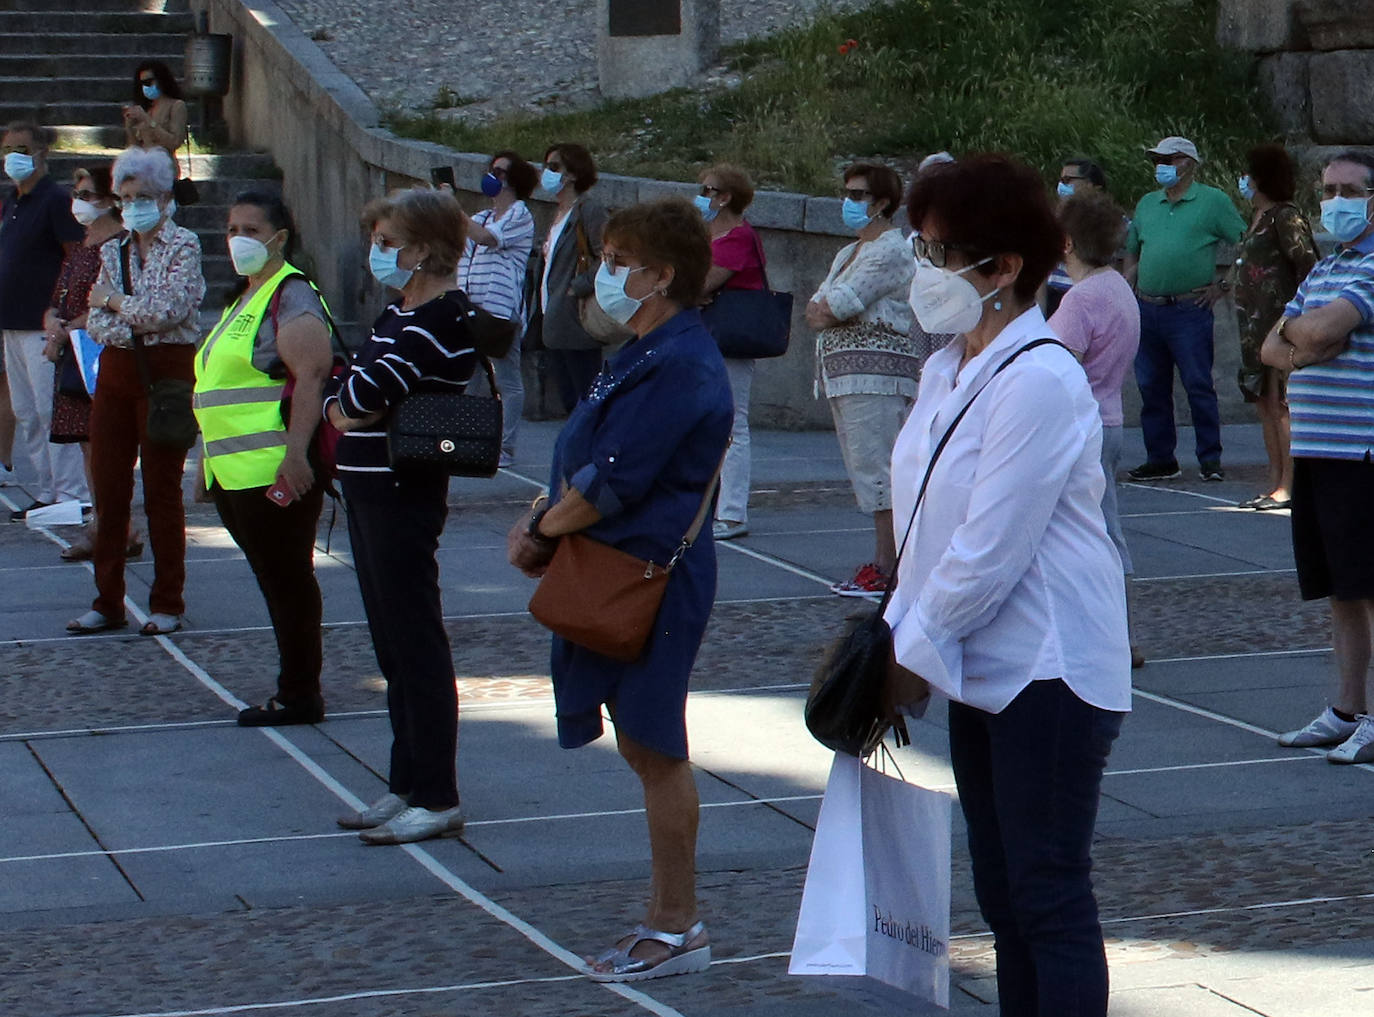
[
  {"xmin": 212, "ymin": 480, "xmax": 325, "ymax": 705},
  {"xmin": 344, "ymin": 472, "xmax": 458, "ymax": 809},
  {"xmin": 547, "ymin": 348, "xmax": 602, "ymax": 413}
]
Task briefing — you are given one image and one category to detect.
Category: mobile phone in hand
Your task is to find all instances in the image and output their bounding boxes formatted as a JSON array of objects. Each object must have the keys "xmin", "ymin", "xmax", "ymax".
[
  {"xmin": 265, "ymin": 480, "xmax": 295, "ymax": 507},
  {"xmin": 430, "ymin": 166, "xmax": 456, "ymax": 191}
]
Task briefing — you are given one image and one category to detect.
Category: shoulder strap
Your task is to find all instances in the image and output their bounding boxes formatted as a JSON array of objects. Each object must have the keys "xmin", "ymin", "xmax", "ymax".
[
  {"xmin": 745, "ymin": 226, "xmax": 773, "ymax": 292},
  {"xmin": 573, "ymin": 212, "xmax": 593, "ymax": 272},
  {"xmin": 666, "ymin": 444, "xmax": 730, "ymax": 570},
  {"xmin": 271, "ymin": 270, "xmax": 347, "ymax": 359},
  {"xmin": 876, "ymin": 336, "xmax": 1066, "ymax": 612}
]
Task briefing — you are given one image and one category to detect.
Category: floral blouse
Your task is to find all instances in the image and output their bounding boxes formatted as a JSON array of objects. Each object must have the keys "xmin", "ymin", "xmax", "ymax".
[
  {"xmin": 86, "ymin": 222, "xmax": 205, "ymax": 348},
  {"xmin": 1233, "ymin": 203, "xmax": 1317, "ymax": 396}
]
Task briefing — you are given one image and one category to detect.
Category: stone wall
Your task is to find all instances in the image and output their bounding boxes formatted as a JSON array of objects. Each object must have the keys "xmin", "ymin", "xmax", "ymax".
[{"xmin": 196, "ymin": 0, "xmax": 1248, "ymax": 430}]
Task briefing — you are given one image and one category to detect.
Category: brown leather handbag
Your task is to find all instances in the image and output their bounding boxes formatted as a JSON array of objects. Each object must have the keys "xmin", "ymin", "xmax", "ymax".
[{"xmin": 527, "ymin": 454, "xmax": 725, "ymax": 661}]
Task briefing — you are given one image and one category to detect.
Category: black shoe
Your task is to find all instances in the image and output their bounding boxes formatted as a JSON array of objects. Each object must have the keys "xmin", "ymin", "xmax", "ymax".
[
  {"xmin": 1126, "ymin": 461, "xmax": 1181, "ymax": 481},
  {"xmin": 9, "ymin": 499, "xmax": 51, "ymax": 522},
  {"xmin": 237, "ymin": 695, "xmax": 325, "ymax": 727},
  {"xmin": 1199, "ymin": 461, "xmax": 1225, "ymax": 482}
]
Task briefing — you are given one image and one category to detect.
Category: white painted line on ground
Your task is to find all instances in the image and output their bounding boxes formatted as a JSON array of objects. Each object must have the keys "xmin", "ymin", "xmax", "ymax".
[
  {"xmin": 1121, "ymin": 508, "xmax": 1249, "ymax": 518},
  {"xmin": 1147, "ymin": 646, "xmax": 1327, "ymax": 664},
  {"xmin": 497, "ymin": 465, "xmax": 549, "ymax": 491},
  {"xmin": 1120, "ymin": 482, "xmax": 1248, "ymax": 506},
  {"xmin": 1133, "ymin": 567, "xmax": 1295, "ymax": 583},
  {"xmin": 718, "ymin": 539, "xmax": 838, "ymax": 588},
  {"xmin": 11, "ymin": 500, "xmax": 687, "ymax": 1017}
]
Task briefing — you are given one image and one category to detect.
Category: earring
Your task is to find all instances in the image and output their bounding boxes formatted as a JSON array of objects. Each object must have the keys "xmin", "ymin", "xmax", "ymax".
[{"xmin": 993, "ymin": 298, "xmax": 1003, "ymax": 312}]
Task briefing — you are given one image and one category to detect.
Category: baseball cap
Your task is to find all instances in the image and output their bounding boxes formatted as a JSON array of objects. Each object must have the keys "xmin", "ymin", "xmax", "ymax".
[{"xmin": 1147, "ymin": 136, "xmax": 1202, "ymax": 163}]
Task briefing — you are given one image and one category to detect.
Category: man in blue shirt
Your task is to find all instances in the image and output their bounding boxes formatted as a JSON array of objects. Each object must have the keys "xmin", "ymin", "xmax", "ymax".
[
  {"xmin": 0, "ymin": 122, "xmax": 87, "ymax": 519},
  {"xmin": 1261, "ymin": 150, "xmax": 1374, "ymax": 766}
]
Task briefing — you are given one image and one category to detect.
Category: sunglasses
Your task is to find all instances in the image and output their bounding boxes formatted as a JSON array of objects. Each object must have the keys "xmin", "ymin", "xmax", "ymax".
[
  {"xmin": 843, "ymin": 187, "xmax": 873, "ymax": 202},
  {"xmin": 699, "ymin": 184, "xmax": 723, "ymax": 197},
  {"xmin": 545, "ymin": 161, "xmax": 563, "ymax": 173},
  {"xmin": 1059, "ymin": 174, "xmax": 1086, "ymax": 186},
  {"xmin": 139, "ymin": 77, "xmax": 157, "ymax": 86},
  {"xmin": 909, "ymin": 233, "xmax": 982, "ymax": 269}
]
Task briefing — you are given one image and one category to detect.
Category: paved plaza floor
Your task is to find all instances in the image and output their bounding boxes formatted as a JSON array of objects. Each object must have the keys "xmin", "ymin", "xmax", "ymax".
[{"xmin": 0, "ymin": 421, "xmax": 1371, "ymax": 1016}]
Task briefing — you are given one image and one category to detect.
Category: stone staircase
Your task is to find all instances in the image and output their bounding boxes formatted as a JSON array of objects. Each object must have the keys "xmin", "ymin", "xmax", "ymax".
[{"xmin": 0, "ymin": 0, "xmax": 283, "ymax": 310}]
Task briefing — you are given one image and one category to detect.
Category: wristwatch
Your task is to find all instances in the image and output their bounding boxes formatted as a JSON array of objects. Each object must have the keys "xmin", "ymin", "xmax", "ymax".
[{"xmin": 527, "ymin": 498, "xmax": 556, "ymax": 544}]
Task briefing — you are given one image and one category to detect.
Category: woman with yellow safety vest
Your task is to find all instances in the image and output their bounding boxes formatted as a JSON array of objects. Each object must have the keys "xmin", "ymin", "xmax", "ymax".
[{"xmin": 193, "ymin": 192, "xmax": 337, "ymax": 726}]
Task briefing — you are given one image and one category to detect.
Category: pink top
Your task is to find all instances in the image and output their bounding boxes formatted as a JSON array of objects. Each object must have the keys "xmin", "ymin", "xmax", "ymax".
[
  {"xmin": 1047, "ymin": 269, "xmax": 1140, "ymax": 427},
  {"xmin": 711, "ymin": 221, "xmax": 766, "ymax": 291}
]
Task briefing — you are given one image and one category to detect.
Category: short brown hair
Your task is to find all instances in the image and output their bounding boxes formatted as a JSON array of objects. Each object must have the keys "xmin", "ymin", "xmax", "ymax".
[
  {"xmin": 701, "ymin": 163, "xmax": 755, "ymax": 214},
  {"xmin": 1058, "ymin": 190, "xmax": 1125, "ymax": 268},
  {"xmin": 843, "ymin": 161, "xmax": 903, "ymax": 220},
  {"xmin": 361, "ymin": 187, "xmax": 467, "ymax": 277},
  {"xmin": 906, "ymin": 154, "xmax": 1064, "ymax": 303},
  {"xmin": 544, "ymin": 142, "xmax": 597, "ymax": 194},
  {"xmin": 603, "ymin": 199, "xmax": 712, "ymax": 306},
  {"xmin": 3, "ymin": 121, "xmax": 48, "ymax": 149}
]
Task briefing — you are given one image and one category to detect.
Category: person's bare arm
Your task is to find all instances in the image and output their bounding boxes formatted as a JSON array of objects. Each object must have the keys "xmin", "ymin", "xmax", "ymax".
[
  {"xmin": 275, "ymin": 313, "xmax": 335, "ymax": 498},
  {"xmin": 1261, "ymin": 298, "xmax": 1362, "ymax": 370}
]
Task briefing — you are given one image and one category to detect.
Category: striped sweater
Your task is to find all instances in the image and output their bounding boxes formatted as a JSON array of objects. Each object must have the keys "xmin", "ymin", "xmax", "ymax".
[{"xmin": 324, "ymin": 291, "xmax": 477, "ymax": 476}]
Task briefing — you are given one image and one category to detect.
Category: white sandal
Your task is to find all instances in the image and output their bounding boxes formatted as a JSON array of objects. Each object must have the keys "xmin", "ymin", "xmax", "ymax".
[{"xmin": 584, "ymin": 921, "xmax": 710, "ymax": 982}]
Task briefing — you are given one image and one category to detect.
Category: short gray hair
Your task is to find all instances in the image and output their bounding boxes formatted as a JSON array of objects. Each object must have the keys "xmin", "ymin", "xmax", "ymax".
[{"xmin": 112, "ymin": 146, "xmax": 175, "ymax": 195}]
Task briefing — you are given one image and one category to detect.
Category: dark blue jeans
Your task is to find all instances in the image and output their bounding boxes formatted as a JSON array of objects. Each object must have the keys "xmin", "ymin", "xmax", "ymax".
[
  {"xmin": 948, "ymin": 680, "xmax": 1124, "ymax": 1017},
  {"xmin": 1133, "ymin": 299, "xmax": 1222, "ymax": 466}
]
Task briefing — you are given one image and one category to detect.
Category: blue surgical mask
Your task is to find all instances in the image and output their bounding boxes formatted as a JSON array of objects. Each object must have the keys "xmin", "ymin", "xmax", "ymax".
[
  {"xmin": 1155, "ymin": 163, "xmax": 1179, "ymax": 188},
  {"xmin": 3, "ymin": 152, "xmax": 34, "ymax": 183},
  {"xmin": 142, "ymin": 83, "xmax": 161, "ymax": 101},
  {"xmin": 841, "ymin": 197, "xmax": 873, "ymax": 231},
  {"xmin": 1238, "ymin": 175, "xmax": 1256, "ymax": 202},
  {"xmin": 540, "ymin": 167, "xmax": 565, "ymax": 196},
  {"xmin": 594, "ymin": 262, "xmax": 647, "ymax": 326},
  {"xmin": 1320, "ymin": 196, "xmax": 1372, "ymax": 244},
  {"xmin": 693, "ymin": 194, "xmax": 718, "ymax": 223},
  {"xmin": 121, "ymin": 198, "xmax": 162, "ymax": 234},
  {"xmin": 368, "ymin": 242, "xmax": 413, "ymax": 289},
  {"xmin": 480, "ymin": 172, "xmax": 503, "ymax": 198},
  {"xmin": 1056, "ymin": 180, "xmax": 1075, "ymax": 200}
]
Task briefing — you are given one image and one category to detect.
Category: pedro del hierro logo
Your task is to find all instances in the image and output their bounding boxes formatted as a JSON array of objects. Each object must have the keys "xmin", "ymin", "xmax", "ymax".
[{"xmin": 873, "ymin": 907, "xmax": 947, "ymax": 957}]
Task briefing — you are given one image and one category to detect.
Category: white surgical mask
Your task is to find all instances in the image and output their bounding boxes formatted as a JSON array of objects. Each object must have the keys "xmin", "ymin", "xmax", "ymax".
[
  {"xmin": 593, "ymin": 262, "xmax": 647, "ymax": 327},
  {"xmin": 908, "ymin": 257, "xmax": 998, "ymax": 335},
  {"xmin": 71, "ymin": 198, "xmax": 103, "ymax": 226},
  {"xmin": 228, "ymin": 235, "xmax": 271, "ymax": 276},
  {"xmin": 121, "ymin": 198, "xmax": 163, "ymax": 234},
  {"xmin": 369, "ymin": 242, "xmax": 413, "ymax": 289}
]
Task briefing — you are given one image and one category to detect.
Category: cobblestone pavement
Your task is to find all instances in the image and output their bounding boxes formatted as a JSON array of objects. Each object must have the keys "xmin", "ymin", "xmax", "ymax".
[
  {"xmin": 2, "ymin": 424, "xmax": 1372, "ymax": 1016},
  {"xmin": 271, "ymin": 0, "xmax": 878, "ymax": 114}
]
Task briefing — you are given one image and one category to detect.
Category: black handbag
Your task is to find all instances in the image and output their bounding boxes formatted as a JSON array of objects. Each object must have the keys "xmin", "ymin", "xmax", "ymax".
[
  {"xmin": 805, "ymin": 337, "xmax": 1064, "ymax": 757},
  {"xmin": 171, "ymin": 134, "xmax": 199, "ymax": 206},
  {"xmin": 386, "ymin": 356, "xmax": 502, "ymax": 477},
  {"xmin": 700, "ymin": 230, "xmax": 793, "ymax": 358},
  {"xmin": 120, "ymin": 240, "xmax": 198, "ymax": 450}
]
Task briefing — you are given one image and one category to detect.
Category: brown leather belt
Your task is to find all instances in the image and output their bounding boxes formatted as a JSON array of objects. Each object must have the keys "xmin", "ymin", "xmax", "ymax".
[{"xmin": 1136, "ymin": 287, "xmax": 1208, "ymax": 305}]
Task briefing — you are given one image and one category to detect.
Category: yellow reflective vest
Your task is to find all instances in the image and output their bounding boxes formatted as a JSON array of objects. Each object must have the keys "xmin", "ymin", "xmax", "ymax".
[{"xmin": 194, "ymin": 262, "xmax": 321, "ymax": 490}]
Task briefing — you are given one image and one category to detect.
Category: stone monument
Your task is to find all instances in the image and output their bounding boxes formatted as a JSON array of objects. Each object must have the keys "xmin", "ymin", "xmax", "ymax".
[{"xmin": 597, "ymin": 0, "xmax": 720, "ymax": 99}]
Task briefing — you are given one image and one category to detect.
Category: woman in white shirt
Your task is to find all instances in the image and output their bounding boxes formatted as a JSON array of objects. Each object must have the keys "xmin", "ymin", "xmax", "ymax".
[
  {"xmin": 884, "ymin": 155, "xmax": 1130, "ymax": 1017},
  {"xmin": 458, "ymin": 150, "xmax": 537, "ymax": 466}
]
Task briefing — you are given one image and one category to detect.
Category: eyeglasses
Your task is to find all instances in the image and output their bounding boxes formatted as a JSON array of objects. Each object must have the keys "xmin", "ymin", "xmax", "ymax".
[
  {"xmin": 600, "ymin": 255, "xmax": 647, "ymax": 273},
  {"xmin": 119, "ymin": 193, "xmax": 160, "ymax": 205},
  {"xmin": 545, "ymin": 161, "xmax": 563, "ymax": 173},
  {"xmin": 1319, "ymin": 183, "xmax": 1374, "ymax": 200},
  {"xmin": 699, "ymin": 185, "xmax": 723, "ymax": 197},
  {"xmin": 843, "ymin": 188, "xmax": 873, "ymax": 202},
  {"xmin": 1059, "ymin": 174, "xmax": 1086, "ymax": 186},
  {"xmin": 489, "ymin": 166, "xmax": 509, "ymax": 178},
  {"xmin": 73, "ymin": 190, "xmax": 99, "ymax": 202},
  {"xmin": 909, "ymin": 233, "xmax": 980, "ymax": 268}
]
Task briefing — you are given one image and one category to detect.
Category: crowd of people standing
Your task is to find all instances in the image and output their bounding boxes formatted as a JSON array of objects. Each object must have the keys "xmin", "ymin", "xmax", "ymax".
[{"xmin": 7, "ymin": 51, "xmax": 1374, "ymax": 999}]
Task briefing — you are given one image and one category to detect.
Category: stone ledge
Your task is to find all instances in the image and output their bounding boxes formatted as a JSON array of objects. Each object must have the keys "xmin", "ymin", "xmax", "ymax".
[{"xmin": 1297, "ymin": 0, "xmax": 1374, "ymax": 51}]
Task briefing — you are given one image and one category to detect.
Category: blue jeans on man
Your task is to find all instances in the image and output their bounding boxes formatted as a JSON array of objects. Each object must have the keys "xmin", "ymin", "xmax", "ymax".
[{"xmin": 1133, "ymin": 300, "xmax": 1222, "ymax": 468}]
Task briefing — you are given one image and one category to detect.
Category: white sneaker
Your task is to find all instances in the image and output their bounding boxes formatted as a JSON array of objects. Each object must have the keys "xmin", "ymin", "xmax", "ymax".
[
  {"xmin": 1277, "ymin": 706, "xmax": 1360, "ymax": 748},
  {"xmin": 712, "ymin": 519, "xmax": 748, "ymax": 540},
  {"xmin": 336, "ymin": 792, "xmax": 408, "ymax": 830},
  {"xmin": 1327, "ymin": 715, "xmax": 1374, "ymax": 764},
  {"xmin": 359, "ymin": 804, "xmax": 464, "ymax": 844}
]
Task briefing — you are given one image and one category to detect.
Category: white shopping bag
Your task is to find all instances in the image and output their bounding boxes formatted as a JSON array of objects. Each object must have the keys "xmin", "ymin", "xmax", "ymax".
[{"xmin": 790, "ymin": 751, "xmax": 952, "ymax": 1009}]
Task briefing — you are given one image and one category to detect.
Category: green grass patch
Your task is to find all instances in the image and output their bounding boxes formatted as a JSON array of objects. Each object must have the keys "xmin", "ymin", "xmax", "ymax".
[{"xmin": 389, "ymin": 0, "xmax": 1271, "ymax": 205}]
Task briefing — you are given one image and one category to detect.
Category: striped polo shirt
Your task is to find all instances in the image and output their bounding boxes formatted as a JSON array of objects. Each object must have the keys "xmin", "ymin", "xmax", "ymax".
[
  {"xmin": 1284, "ymin": 234, "xmax": 1374, "ymax": 461},
  {"xmin": 457, "ymin": 201, "xmax": 535, "ymax": 326}
]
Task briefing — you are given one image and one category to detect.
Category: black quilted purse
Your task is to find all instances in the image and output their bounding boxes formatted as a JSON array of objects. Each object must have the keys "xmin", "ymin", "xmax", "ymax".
[
  {"xmin": 805, "ymin": 338, "xmax": 1064, "ymax": 757},
  {"xmin": 386, "ymin": 356, "xmax": 502, "ymax": 477}
]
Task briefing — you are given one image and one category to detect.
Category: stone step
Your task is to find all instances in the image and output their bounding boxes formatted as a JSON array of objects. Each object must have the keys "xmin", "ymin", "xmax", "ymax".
[
  {"xmin": 0, "ymin": 0, "xmax": 173, "ymax": 10},
  {"xmin": 50, "ymin": 124, "xmax": 129, "ymax": 149},
  {"xmin": 0, "ymin": 75, "xmax": 139, "ymax": 104},
  {"xmin": 0, "ymin": 32, "xmax": 183, "ymax": 56},
  {"xmin": 0, "ymin": 54, "xmax": 184, "ymax": 78},
  {"xmin": 0, "ymin": 99, "xmax": 128, "ymax": 126},
  {"xmin": 0, "ymin": 11, "xmax": 193, "ymax": 32},
  {"xmin": 48, "ymin": 151, "xmax": 280, "ymax": 180}
]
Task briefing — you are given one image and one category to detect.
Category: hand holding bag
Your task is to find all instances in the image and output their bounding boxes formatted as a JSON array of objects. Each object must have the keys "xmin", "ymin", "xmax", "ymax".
[
  {"xmin": 120, "ymin": 241, "xmax": 198, "ymax": 450},
  {"xmin": 527, "ymin": 452, "xmax": 726, "ymax": 661},
  {"xmin": 386, "ymin": 356, "xmax": 503, "ymax": 478},
  {"xmin": 700, "ymin": 229, "xmax": 793, "ymax": 359},
  {"xmin": 805, "ymin": 337, "xmax": 1064, "ymax": 757}
]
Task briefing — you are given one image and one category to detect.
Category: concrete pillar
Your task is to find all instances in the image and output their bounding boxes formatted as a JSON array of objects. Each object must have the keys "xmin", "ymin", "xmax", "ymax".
[{"xmin": 597, "ymin": 0, "xmax": 720, "ymax": 99}]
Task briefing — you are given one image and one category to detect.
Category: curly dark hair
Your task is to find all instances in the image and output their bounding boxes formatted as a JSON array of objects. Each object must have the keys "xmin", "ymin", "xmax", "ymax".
[
  {"xmin": 1058, "ymin": 190, "xmax": 1126, "ymax": 268},
  {"xmin": 603, "ymin": 198, "xmax": 712, "ymax": 306},
  {"xmin": 906, "ymin": 154, "xmax": 1064, "ymax": 304},
  {"xmin": 1247, "ymin": 144, "xmax": 1296, "ymax": 203},
  {"xmin": 491, "ymin": 150, "xmax": 538, "ymax": 200}
]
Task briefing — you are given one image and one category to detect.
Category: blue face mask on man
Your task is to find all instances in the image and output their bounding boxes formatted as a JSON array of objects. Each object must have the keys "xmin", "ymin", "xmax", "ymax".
[
  {"xmin": 3, "ymin": 151, "xmax": 34, "ymax": 183},
  {"xmin": 1154, "ymin": 163, "xmax": 1180, "ymax": 188},
  {"xmin": 1056, "ymin": 180, "xmax": 1075, "ymax": 200},
  {"xmin": 1320, "ymin": 195, "xmax": 1372, "ymax": 244}
]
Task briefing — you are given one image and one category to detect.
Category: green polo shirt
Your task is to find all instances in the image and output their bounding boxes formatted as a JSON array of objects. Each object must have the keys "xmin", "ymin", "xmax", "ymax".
[{"xmin": 1126, "ymin": 182, "xmax": 1246, "ymax": 296}]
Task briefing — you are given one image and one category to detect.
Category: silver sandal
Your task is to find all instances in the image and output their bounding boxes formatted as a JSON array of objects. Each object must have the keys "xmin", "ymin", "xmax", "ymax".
[{"xmin": 584, "ymin": 921, "xmax": 710, "ymax": 983}]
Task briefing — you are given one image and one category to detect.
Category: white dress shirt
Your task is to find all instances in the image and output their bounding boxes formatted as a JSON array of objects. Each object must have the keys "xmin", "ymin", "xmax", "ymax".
[{"xmin": 883, "ymin": 306, "xmax": 1132, "ymax": 715}]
